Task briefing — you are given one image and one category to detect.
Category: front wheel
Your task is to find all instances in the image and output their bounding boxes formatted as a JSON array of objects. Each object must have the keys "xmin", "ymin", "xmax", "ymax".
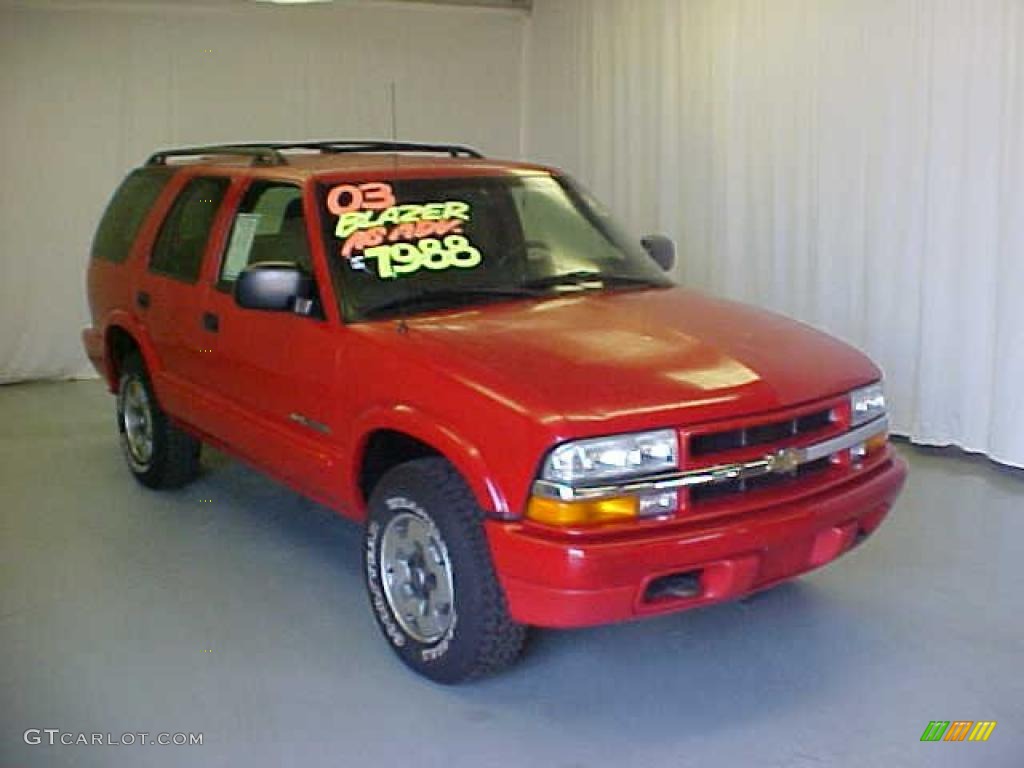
[{"xmin": 363, "ymin": 458, "xmax": 527, "ymax": 683}]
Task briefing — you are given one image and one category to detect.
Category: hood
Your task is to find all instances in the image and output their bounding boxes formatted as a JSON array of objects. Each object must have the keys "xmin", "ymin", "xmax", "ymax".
[{"xmin": 372, "ymin": 286, "xmax": 879, "ymax": 433}]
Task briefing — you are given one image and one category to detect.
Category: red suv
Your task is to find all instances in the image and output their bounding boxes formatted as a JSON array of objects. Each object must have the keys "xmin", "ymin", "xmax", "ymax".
[{"xmin": 83, "ymin": 141, "xmax": 906, "ymax": 683}]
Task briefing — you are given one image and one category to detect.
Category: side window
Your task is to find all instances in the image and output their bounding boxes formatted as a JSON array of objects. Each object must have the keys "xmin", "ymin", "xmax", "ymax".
[
  {"xmin": 218, "ymin": 182, "xmax": 311, "ymax": 289},
  {"xmin": 149, "ymin": 176, "xmax": 230, "ymax": 282},
  {"xmin": 92, "ymin": 169, "xmax": 172, "ymax": 263}
]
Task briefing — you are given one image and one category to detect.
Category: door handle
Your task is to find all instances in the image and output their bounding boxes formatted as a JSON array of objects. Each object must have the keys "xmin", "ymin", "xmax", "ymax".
[
  {"xmin": 202, "ymin": 312, "xmax": 219, "ymax": 333},
  {"xmin": 136, "ymin": 291, "xmax": 151, "ymax": 309}
]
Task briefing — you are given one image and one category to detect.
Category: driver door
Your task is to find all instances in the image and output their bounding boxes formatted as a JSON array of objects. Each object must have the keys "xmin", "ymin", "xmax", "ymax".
[{"xmin": 200, "ymin": 180, "xmax": 342, "ymax": 501}]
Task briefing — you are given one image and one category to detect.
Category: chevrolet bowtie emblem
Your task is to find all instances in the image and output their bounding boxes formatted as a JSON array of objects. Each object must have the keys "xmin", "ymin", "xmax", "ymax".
[{"xmin": 768, "ymin": 447, "xmax": 802, "ymax": 474}]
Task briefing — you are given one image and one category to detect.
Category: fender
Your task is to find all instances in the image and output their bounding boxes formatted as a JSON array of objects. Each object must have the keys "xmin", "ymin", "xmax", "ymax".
[
  {"xmin": 99, "ymin": 310, "xmax": 163, "ymax": 392},
  {"xmin": 350, "ymin": 404, "xmax": 509, "ymax": 519}
]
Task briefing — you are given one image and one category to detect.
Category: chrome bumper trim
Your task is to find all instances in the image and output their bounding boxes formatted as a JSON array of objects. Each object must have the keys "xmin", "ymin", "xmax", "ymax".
[{"xmin": 532, "ymin": 416, "xmax": 889, "ymax": 502}]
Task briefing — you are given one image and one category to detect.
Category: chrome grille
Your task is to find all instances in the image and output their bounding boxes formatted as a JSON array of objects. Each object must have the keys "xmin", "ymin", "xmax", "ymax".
[
  {"xmin": 684, "ymin": 401, "xmax": 843, "ymax": 505},
  {"xmin": 689, "ymin": 456, "xmax": 832, "ymax": 503}
]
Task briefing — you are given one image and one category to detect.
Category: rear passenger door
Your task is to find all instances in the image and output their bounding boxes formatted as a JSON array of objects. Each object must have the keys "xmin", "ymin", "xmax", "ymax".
[
  {"xmin": 200, "ymin": 180, "xmax": 341, "ymax": 498},
  {"xmin": 138, "ymin": 174, "xmax": 232, "ymax": 416}
]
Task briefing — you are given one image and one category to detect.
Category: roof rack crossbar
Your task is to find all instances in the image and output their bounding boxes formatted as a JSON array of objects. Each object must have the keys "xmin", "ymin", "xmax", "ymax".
[
  {"xmin": 146, "ymin": 145, "xmax": 286, "ymax": 167},
  {"xmin": 145, "ymin": 140, "xmax": 484, "ymax": 166}
]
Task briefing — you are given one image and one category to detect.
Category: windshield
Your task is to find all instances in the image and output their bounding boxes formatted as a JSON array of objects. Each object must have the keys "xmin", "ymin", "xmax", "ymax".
[{"xmin": 318, "ymin": 173, "xmax": 672, "ymax": 321}]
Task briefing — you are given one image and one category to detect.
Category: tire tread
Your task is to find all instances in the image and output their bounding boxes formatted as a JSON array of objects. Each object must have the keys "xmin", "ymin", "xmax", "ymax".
[
  {"xmin": 366, "ymin": 457, "xmax": 526, "ymax": 683},
  {"xmin": 421, "ymin": 458, "xmax": 526, "ymax": 680}
]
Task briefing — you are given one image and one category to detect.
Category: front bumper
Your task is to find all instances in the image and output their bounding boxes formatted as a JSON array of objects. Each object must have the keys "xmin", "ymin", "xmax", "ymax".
[{"xmin": 486, "ymin": 455, "xmax": 907, "ymax": 628}]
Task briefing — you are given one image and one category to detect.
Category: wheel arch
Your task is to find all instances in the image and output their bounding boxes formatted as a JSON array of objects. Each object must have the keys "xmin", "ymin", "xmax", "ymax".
[
  {"xmin": 352, "ymin": 408, "xmax": 508, "ymax": 519},
  {"xmin": 101, "ymin": 313, "xmax": 162, "ymax": 392}
]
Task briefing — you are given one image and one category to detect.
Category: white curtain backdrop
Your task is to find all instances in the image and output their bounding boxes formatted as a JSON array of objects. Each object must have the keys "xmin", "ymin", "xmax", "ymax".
[
  {"xmin": 526, "ymin": 0, "xmax": 1024, "ymax": 467},
  {"xmin": 0, "ymin": 0, "xmax": 526, "ymax": 383}
]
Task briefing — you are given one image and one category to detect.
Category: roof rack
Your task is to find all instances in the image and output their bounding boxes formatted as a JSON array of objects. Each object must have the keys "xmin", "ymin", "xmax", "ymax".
[
  {"xmin": 145, "ymin": 140, "xmax": 484, "ymax": 166},
  {"xmin": 317, "ymin": 141, "xmax": 484, "ymax": 158}
]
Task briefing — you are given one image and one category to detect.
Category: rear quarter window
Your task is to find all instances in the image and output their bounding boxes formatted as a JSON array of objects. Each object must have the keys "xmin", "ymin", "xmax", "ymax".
[{"xmin": 91, "ymin": 169, "xmax": 172, "ymax": 263}]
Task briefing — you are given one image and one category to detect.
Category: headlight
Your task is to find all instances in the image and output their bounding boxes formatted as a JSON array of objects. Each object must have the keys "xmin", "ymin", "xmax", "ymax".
[
  {"xmin": 850, "ymin": 382, "xmax": 886, "ymax": 426},
  {"xmin": 541, "ymin": 429, "xmax": 678, "ymax": 486}
]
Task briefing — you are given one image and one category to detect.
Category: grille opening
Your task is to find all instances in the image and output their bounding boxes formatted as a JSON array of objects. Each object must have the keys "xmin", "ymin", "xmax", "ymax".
[
  {"xmin": 644, "ymin": 571, "xmax": 702, "ymax": 602},
  {"xmin": 690, "ymin": 407, "xmax": 833, "ymax": 458},
  {"xmin": 690, "ymin": 456, "xmax": 833, "ymax": 504},
  {"xmin": 796, "ymin": 410, "xmax": 833, "ymax": 433}
]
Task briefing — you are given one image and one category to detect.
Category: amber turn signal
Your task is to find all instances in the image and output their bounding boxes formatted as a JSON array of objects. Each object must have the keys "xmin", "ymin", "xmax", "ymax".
[
  {"xmin": 866, "ymin": 431, "xmax": 888, "ymax": 453},
  {"xmin": 526, "ymin": 495, "xmax": 638, "ymax": 526},
  {"xmin": 852, "ymin": 430, "xmax": 888, "ymax": 461}
]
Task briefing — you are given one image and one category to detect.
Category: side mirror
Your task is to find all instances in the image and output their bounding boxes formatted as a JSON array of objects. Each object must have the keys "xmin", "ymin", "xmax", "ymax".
[
  {"xmin": 235, "ymin": 262, "xmax": 316, "ymax": 315},
  {"xmin": 642, "ymin": 234, "xmax": 675, "ymax": 272}
]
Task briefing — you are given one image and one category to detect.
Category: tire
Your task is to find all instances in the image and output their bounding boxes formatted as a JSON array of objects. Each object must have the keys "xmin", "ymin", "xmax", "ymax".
[
  {"xmin": 363, "ymin": 457, "xmax": 527, "ymax": 684},
  {"xmin": 116, "ymin": 351, "xmax": 200, "ymax": 489}
]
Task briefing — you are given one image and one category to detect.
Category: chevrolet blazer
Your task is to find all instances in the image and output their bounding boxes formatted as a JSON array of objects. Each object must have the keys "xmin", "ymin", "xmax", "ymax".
[{"xmin": 83, "ymin": 140, "xmax": 907, "ymax": 683}]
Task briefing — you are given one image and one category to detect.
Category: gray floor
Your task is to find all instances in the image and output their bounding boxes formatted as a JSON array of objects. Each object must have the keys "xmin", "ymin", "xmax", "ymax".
[{"xmin": 1, "ymin": 380, "xmax": 1021, "ymax": 768}]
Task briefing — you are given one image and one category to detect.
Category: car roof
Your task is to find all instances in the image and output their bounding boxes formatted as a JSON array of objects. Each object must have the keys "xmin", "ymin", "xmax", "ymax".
[{"xmin": 146, "ymin": 143, "xmax": 557, "ymax": 183}]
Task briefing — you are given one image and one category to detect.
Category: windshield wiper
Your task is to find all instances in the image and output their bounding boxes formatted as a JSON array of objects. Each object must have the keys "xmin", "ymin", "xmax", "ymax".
[
  {"xmin": 362, "ymin": 287, "xmax": 541, "ymax": 319},
  {"xmin": 361, "ymin": 273, "xmax": 664, "ymax": 319},
  {"xmin": 521, "ymin": 271, "xmax": 663, "ymax": 291}
]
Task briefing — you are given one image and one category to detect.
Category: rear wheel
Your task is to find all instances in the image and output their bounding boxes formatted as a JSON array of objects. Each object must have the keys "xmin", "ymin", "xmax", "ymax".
[
  {"xmin": 116, "ymin": 352, "xmax": 200, "ymax": 489},
  {"xmin": 363, "ymin": 458, "xmax": 527, "ymax": 683}
]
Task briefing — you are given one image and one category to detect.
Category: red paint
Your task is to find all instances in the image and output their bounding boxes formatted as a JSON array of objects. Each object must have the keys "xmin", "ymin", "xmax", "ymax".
[
  {"xmin": 83, "ymin": 154, "xmax": 906, "ymax": 628},
  {"xmin": 389, "ymin": 218, "xmax": 463, "ymax": 242},
  {"xmin": 341, "ymin": 227, "xmax": 387, "ymax": 258},
  {"xmin": 339, "ymin": 219, "xmax": 465, "ymax": 258}
]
